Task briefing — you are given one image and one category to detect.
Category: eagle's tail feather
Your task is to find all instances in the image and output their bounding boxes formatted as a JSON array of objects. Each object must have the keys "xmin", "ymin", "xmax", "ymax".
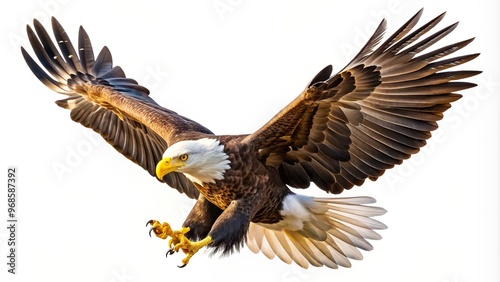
[{"xmin": 246, "ymin": 194, "xmax": 387, "ymax": 269}]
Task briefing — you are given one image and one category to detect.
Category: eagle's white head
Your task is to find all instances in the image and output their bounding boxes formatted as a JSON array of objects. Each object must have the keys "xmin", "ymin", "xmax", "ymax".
[{"xmin": 156, "ymin": 138, "xmax": 231, "ymax": 185}]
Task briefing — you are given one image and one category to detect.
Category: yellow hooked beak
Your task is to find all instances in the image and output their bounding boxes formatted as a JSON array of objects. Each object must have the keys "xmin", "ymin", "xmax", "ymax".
[{"xmin": 156, "ymin": 157, "xmax": 184, "ymax": 180}]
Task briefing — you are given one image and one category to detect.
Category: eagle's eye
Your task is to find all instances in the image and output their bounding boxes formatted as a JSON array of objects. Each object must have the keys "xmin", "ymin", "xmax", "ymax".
[{"xmin": 179, "ymin": 154, "xmax": 188, "ymax": 161}]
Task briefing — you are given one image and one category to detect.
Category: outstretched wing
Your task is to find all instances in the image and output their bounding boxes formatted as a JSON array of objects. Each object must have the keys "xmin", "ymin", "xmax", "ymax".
[
  {"xmin": 243, "ymin": 9, "xmax": 480, "ymax": 194},
  {"xmin": 21, "ymin": 17, "xmax": 212, "ymax": 199}
]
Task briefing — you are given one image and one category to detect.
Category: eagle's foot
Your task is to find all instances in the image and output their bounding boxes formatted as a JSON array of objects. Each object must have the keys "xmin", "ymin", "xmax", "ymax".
[
  {"xmin": 176, "ymin": 236, "xmax": 213, "ymax": 268},
  {"xmin": 147, "ymin": 220, "xmax": 190, "ymax": 244},
  {"xmin": 147, "ymin": 220, "xmax": 175, "ymax": 240},
  {"xmin": 147, "ymin": 220, "xmax": 211, "ymax": 267}
]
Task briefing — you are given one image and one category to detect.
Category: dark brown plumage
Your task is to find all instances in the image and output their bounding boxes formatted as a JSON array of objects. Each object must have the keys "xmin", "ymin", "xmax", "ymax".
[{"xmin": 22, "ymin": 9, "xmax": 479, "ymax": 269}]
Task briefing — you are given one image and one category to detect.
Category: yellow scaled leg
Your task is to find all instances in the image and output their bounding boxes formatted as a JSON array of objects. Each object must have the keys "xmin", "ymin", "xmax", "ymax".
[
  {"xmin": 147, "ymin": 220, "xmax": 213, "ymax": 267},
  {"xmin": 177, "ymin": 236, "xmax": 212, "ymax": 267}
]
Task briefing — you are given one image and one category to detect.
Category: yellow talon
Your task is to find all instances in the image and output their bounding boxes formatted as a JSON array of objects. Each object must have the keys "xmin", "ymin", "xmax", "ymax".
[
  {"xmin": 147, "ymin": 220, "xmax": 173, "ymax": 240},
  {"xmin": 147, "ymin": 220, "xmax": 212, "ymax": 267},
  {"xmin": 178, "ymin": 236, "xmax": 213, "ymax": 267},
  {"xmin": 169, "ymin": 227, "xmax": 190, "ymax": 250}
]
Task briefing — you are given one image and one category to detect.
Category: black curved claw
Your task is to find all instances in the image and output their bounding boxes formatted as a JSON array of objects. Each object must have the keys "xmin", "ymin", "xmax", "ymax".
[
  {"xmin": 178, "ymin": 263, "xmax": 187, "ymax": 268},
  {"xmin": 148, "ymin": 227, "xmax": 156, "ymax": 237},
  {"xmin": 165, "ymin": 248, "xmax": 175, "ymax": 258},
  {"xmin": 146, "ymin": 220, "xmax": 154, "ymax": 227}
]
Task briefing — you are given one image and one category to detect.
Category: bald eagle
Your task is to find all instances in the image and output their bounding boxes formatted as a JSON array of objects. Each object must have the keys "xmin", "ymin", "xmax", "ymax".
[{"xmin": 22, "ymin": 9, "xmax": 479, "ymax": 269}]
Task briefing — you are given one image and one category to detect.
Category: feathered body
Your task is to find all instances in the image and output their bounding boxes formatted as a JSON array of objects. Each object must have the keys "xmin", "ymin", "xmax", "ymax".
[
  {"xmin": 22, "ymin": 9, "xmax": 480, "ymax": 268},
  {"xmin": 157, "ymin": 135, "xmax": 292, "ymax": 253}
]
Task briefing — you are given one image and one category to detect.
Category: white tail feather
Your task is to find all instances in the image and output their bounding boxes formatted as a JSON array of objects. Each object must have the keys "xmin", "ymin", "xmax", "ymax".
[{"xmin": 246, "ymin": 195, "xmax": 387, "ymax": 269}]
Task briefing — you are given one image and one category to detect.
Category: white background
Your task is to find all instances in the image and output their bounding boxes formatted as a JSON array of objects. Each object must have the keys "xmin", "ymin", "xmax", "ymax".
[{"xmin": 1, "ymin": 0, "xmax": 499, "ymax": 281}]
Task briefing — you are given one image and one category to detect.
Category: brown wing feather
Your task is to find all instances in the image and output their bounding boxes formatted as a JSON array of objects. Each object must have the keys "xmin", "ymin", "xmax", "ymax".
[
  {"xmin": 22, "ymin": 17, "xmax": 212, "ymax": 199},
  {"xmin": 244, "ymin": 9, "xmax": 480, "ymax": 194}
]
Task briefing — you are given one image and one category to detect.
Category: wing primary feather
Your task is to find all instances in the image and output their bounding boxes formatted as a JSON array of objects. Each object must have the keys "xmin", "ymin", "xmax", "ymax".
[
  {"xmin": 369, "ymin": 11, "xmax": 447, "ymax": 66},
  {"xmin": 344, "ymin": 18, "xmax": 387, "ymax": 68},
  {"xmin": 92, "ymin": 46, "xmax": 114, "ymax": 78},
  {"xmin": 21, "ymin": 47, "xmax": 70, "ymax": 93},
  {"xmin": 50, "ymin": 17, "xmax": 85, "ymax": 74},
  {"xmin": 78, "ymin": 26, "xmax": 95, "ymax": 74},
  {"xmin": 30, "ymin": 21, "xmax": 72, "ymax": 82},
  {"xmin": 368, "ymin": 9, "xmax": 424, "ymax": 60}
]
